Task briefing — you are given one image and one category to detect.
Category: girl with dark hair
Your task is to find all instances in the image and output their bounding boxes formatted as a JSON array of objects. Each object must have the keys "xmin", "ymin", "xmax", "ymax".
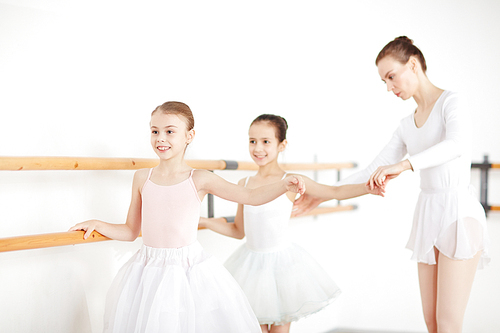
[{"xmin": 200, "ymin": 114, "xmax": 385, "ymax": 333}]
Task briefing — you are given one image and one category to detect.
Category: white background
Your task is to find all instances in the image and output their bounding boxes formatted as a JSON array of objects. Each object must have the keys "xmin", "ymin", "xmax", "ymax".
[{"xmin": 0, "ymin": 1, "xmax": 499, "ymax": 332}]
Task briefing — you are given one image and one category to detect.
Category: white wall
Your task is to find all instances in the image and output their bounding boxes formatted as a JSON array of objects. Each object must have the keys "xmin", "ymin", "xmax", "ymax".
[{"xmin": 1, "ymin": 1, "xmax": 499, "ymax": 332}]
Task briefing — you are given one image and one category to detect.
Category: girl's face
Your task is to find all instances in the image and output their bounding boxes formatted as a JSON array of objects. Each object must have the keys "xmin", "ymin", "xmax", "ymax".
[
  {"xmin": 248, "ymin": 122, "xmax": 286, "ymax": 167},
  {"xmin": 377, "ymin": 56, "xmax": 418, "ymax": 100},
  {"xmin": 150, "ymin": 113, "xmax": 194, "ymax": 160}
]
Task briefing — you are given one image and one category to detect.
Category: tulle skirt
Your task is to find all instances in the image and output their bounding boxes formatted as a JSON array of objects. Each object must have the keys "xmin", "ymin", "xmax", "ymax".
[
  {"xmin": 406, "ymin": 186, "xmax": 490, "ymax": 269},
  {"xmin": 224, "ymin": 242, "xmax": 341, "ymax": 326},
  {"xmin": 103, "ymin": 241, "xmax": 261, "ymax": 333}
]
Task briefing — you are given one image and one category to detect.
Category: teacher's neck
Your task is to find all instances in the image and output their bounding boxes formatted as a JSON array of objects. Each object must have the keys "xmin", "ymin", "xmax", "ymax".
[{"xmin": 412, "ymin": 76, "xmax": 444, "ymax": 110}]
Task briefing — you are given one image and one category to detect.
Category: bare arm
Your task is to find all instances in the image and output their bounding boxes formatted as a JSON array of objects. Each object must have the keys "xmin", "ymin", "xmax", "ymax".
[
  {"xmin": 291, "ymin": 175, "xmax": 386, "ymax": 217},
  {"xmin": 69, "ymin": 169, "xmax": 146, "ymax": 240},
  {"xmin": 296, "ymin": 175, "xmax": 385, "ymax": 201},
  {"xmin": 199, "ymin": 179, "xmax": 245, "ymax": 239},
  {"xmin": 194, "ymin": 170, "xmax": 305, "ymax": 206}
]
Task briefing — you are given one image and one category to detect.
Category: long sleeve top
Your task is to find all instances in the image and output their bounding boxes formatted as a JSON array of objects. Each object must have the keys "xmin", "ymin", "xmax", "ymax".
[{"xmin": 336, "ymin": 91, "xmax": 472, "ymax": 190}]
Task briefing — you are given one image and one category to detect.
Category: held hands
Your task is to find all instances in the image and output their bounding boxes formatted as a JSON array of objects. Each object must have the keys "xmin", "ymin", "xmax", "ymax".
[
  {"xmin": 68, "ymin": 220, "xmax": 101, "ymax": 240},
  {"xmin": 367, "ymin": 160, "xmax": 412, "ymax": 190},
  {"xmin": 291, "ymin": 181, "xmax": 387, "ymax": 217},
  {"xmin": 365, "ymin": 181, "xmax": 387, "ymax": 197},
  {"xmin": 284, "ymin": 175, "xmax": 306, "ymax": 195}
]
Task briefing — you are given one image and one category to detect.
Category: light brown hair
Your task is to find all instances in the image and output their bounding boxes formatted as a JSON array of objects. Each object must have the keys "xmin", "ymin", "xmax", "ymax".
[
  {"xmin": 376, "ymin": 36, "xmax": 427, "ymax": 72},
  {"xmin": 151, "ymin": 101, "xmax": 194, "ymax": 131}
]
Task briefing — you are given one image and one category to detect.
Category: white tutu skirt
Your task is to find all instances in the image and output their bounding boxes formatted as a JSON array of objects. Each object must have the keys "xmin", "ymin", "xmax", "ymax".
[
  {"xmin": 103, "ymin": 241, "xmax": 261, "ymax": 333},
  {"xmin": 224, "ymin": 242, "xmax": 341, "ymax": 326},
  {"xmin": 406, "ymin": 187, "xmax": 490, "ymax": 269}
]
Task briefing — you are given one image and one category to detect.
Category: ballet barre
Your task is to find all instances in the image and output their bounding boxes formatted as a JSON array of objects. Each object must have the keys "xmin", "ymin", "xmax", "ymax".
[
  {"xmin": 0, "ymin": 206, "xmax": 357, "ymax": 253},
  {"xmin": 0, "ymin": 156, "xmax": 357, "ymax": 253},
  {"xmin": 0, "ymin": 156, "xmax": 355, "ymax": 171},
  {"xmin": 472, "ymin": 154, "xmax": 500, "ymax": 214}
]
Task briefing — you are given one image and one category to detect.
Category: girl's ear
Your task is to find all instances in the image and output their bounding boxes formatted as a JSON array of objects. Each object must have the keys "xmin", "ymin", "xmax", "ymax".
[
  {"xmin": 186, "ymin": 129, "xmax": 195, "ymax": 145},
  {"xmin": 278, "ymin": 139, "xmax": 288, "ymax": 152}
]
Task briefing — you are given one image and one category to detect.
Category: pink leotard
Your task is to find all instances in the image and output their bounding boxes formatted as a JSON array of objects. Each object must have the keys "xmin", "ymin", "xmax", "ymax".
[{"xmin": 141, "ymin": 168, "xmax": 201, "ymax": 248}]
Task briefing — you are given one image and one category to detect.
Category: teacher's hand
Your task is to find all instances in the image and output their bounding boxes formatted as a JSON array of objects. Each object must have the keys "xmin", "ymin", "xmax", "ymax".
[{"xmin": 367, "ymin": 160, "xmax": 412, "ymax": 190}]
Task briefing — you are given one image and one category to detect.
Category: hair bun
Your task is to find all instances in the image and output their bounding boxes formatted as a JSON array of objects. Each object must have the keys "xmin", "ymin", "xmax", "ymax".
[{"xmin": 395, "ymin": 36, "xmax": 414, "ymax": 44}]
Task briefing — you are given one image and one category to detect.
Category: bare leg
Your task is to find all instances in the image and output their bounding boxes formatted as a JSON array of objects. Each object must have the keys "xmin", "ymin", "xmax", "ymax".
[
  {"xmin": 270, "ymin": 323, "xmax": 291, "ymax": 333},
  {"xmin": 260, "ymin": 324, "xmax": 270, "ymax": 333},
  {"xmin": 435, "ymin": 250, "xmax": 481, "ymax": 333},
  {"xmin": 418, "ymin": 248, "xmax": 439, "ymax": 333}
]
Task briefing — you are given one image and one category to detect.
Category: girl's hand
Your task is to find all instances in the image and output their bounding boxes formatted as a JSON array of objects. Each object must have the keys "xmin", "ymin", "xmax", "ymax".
[
  {"xmin": 365, "ymin": 182, "xmax": 387, "ymax": 196},
  {"xmin": 367, "ymin": 160, "xmax": 412, "ymax": 190},
  {"xmin": 292, "ymin": 193, "xmax": 323, "ymax": 217},
  {"xmin": 284, "ymin": 175, "xmax": 306, "ymax": 195},
  {"xmin": 69, "ymin": 220, "xmax": 101, "ymax": 240}
]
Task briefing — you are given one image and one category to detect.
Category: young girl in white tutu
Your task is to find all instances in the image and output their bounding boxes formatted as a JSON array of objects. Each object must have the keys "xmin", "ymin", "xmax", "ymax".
[
  {"xmin": 69, "ymin": 102, "xmax": 306, "ymax": 333},
  {"xmin": 199, "ymin": 114, "xmax": 385, "ymax": 333}
]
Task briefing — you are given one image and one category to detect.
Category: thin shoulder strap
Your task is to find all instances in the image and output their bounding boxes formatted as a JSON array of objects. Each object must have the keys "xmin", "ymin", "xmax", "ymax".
[
  {"xmin": 188, "ymin": 169, "xmax": 201, "ymax": 203},
  {"xmin": 244, "ymin": 176, "xmax": 250, "ymax": 187},
  {"xmin": 147, "ymin": 168, "xmax": 154, "ymax": 180}
]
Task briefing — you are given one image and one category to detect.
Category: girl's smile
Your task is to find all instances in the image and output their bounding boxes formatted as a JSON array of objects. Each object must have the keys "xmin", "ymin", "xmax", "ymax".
[
  {"xmin": 150, "ymin": 113, "xmax": 193, "ymax": 159},
  {"xmin": 248, "ymin": 122, "xmax": 285, "ymax": 167}
]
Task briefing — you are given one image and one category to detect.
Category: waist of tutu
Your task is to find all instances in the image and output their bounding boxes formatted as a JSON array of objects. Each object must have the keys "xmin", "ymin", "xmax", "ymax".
[
  {"xmin": 139, "ymin": 241, "xmax": 203, "ymax": 260},
  {"xmin": 245, "ymin": 240, "xmax": 291, "ymax": 253}
]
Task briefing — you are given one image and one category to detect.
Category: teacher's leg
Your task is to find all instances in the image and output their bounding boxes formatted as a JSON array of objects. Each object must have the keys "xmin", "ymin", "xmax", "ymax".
[
  {"xmin": 418, "ymin": 248, "xmax": 439, "ymax": 333},
  {"xmin": 435, "ymin": 250, "xmax": 481, "ymax": 333}
]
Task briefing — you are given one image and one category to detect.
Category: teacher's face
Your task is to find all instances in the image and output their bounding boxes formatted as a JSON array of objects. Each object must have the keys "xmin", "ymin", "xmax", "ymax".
[{"xmin": 377, "ymin": 56, "xmax": 417, "ymax": 100}]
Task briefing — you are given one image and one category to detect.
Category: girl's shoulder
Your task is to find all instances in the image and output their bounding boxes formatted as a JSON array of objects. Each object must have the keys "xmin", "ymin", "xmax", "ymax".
[
  {"xmin": 134, "ymin": 168, "xmax": 151, "ymax": 180},
  {"xmin": 191, "ymin": 169, "xmax": 214, "ymax": 185},
  {"xmin": 133, "ymin": 168, "xmax": 151, "ymax": 192},
  {"xmin": 237, "ymin": 177, "xmax": 247, "ymax": 186}
]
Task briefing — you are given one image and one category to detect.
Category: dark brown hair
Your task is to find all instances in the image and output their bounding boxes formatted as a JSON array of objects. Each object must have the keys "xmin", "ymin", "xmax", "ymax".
[
  {"xmin": 250, "ymin": 114, "xmax": 288, "ymax": 143},
  {"xmin": 151, "ymin": 101, "xmax": 194, "ymax": 131},
  {"xmin": 376, "ymin": 36, "xmax": 427, "ymax": 72}
]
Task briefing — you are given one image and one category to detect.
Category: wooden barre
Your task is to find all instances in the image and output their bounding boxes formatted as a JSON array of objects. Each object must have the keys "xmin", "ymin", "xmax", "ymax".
[
  {"xmin": 0, "ymin": 205, "xmax": 355, "ymax": 253},
  {"xmin": 0, "ymin": 157, "xmax": 355, "ymax": 171}
]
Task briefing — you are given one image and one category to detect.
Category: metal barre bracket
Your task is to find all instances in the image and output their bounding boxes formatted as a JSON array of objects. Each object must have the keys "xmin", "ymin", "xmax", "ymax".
[
  {"xmin": 223, "ymin": 160, "xmax": 238, "ymax": 170},
  {"xmin": 471, "ymin": 154, "xmax": 493, "ymax": 214}
]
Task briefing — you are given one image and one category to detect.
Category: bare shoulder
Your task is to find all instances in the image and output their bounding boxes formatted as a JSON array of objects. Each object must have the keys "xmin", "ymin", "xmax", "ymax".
[
  {"xmin": 191, "ymin": 169, "xmax": 214, "ymax": 186},
  {"xmin": 133, "ymin": 168, "xmax": 150, "ymax": 189},
  {"xmin": 134, "ymin": 168, "xmax": 150, "ymax": 180},
  {"xmin": 191, "ymin": 169, "xmax": 212, "ymax": 179}
]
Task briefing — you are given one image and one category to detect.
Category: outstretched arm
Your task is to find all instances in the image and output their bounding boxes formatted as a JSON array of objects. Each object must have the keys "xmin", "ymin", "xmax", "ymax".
[
  {"xmin": 194, "ymin": 170, "xmax": 305, "ymax": 206},
  {"xmin": 68, "ymin": 169, "xmax": 145, "ymax": 240},
  {"xmin": 291, "ymin": 176, "xmax": 386, "ymax": 217},
  {"xmin": 297, "ymin": 174, "xmax": 386, "ymax": 201},
  {"xmin": 336, "ymin": 126, "xmax": 408, "ymax": 186},
  {"xmin": 367, "ymin": 160, "xmax": 412, "ymax": 189},
  {"xmin": 199, "ymin": 179, "xmax": 246, "ymax": 239}
]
